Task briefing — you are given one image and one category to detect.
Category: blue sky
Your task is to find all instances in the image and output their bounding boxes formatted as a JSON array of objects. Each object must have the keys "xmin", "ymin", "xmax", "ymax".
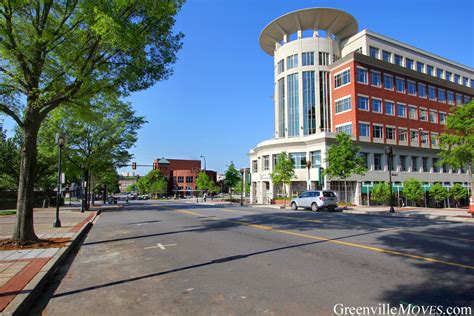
[{"xmin": 2, "ymin": 0, "xmax": 473, "ymax": 175}]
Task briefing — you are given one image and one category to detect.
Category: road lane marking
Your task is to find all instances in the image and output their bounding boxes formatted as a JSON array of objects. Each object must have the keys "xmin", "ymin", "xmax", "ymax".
[
  {"xmin": 174, "ymin": 208, "xmax": 474, "ymax": 270},
  {"xmin": 144, "ymin": 243, "xmax": 177, "ymax": 250}
]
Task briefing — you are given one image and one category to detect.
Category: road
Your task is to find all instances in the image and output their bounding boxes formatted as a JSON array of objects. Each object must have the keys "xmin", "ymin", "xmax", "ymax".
[{"xmin": 34, "ymin": 200, "xmax": 474, "ymax": 315}]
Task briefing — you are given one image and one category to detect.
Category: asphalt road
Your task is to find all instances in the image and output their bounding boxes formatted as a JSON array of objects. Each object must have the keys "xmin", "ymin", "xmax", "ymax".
[{"xmin": 34, "ymin": 200, "xmax": 474, "ymax": 315}]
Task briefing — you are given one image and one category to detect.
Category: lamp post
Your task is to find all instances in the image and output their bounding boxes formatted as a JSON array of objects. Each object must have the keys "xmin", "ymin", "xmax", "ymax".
[
  {"xmin": 306, "ymin": 160, "xmax": 312, "ymax": 190},
  {"xmin": 54, "ymin": 133, "xmax": 66, "ymax": 227},
  {"xmin": 240, "ymin": 168, "xmax": 244, "ymax": 206},
  {"xmin": 385, "ymin": 146, "xmax": 395, "ymax": 213},
  {"xmin": 200, "ymin": 155, "xmax": 206, "ymax": 171}
]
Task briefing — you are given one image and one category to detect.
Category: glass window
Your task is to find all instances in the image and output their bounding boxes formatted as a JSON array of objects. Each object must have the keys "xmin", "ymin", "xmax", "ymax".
[
  {"xmin": 263, "ymin": 155, "xmax": 270, "ymax": 171},
  {"xmin": 407, "ymin": 81, "xmax": 416, "ymax": 95},
  {"xmin": 416, "ymin": 62, "xmax": 424, "ymax": 72},
  {"xmin": 369, "ymin": 46, "xmax": 379, "ymax": 59},
  {"xmin": 454, "ymin": 74, "xmax": 460, "ymax": 84},
  {"xmin": 318, "ymin": 52, "xmax": 329, "ymax": 66},
  {"xmin": 386, "ymin": 127, "xmax": 395, "ymax": 140},
  {"xmin": 252, "ymin": 160, "xmax": 258, "ymax": 173},
  {"xmin": 418, "ymin": 83, "xmax": 426, "ymax": 98},
  {"xmin": 464, "ymin": 95, "xmax": 470, "ymax": 104},
  {"xmin": 357, "ymin": 96, "xmax": 369, "ymax": 111},
  {"xmin": 289, "ymin": 152, "xmax": 307, "ymax": 169},
  {"xmin": 396, "ymin": 77, "xmax": 405, "ymax": 93},
  {"xmin": 272, "ymin": 154, "xmax": 278, "ymax": 169},
  {"xmin": 336, "ymin": 123, "xmax": 352, "ymax": 135},
  {"xmin": 436, "ymin": 68, "xmax": 443, "ymax": 79},
  {"xmin": 411, "ymin": 130, "xmax": 419, "ymax": 144},
  {"xmin": 462, "ymin": 77, "xmax": 468, "ymax": 86},
  {"xmin": 398, "ymin": 128, "xmax": 407, "ymax": 142},
  {"xmin": 411, "ymin": 157, "xmax": 419, "ymax": 171},
  {"xmin": 408, "ymin": 106, "xmax": 417, "ymax": 120},
  {"xmin": 357, "ymin": 68, "xmax": 368, "ymax": 84},
  {"xmin": 178, "ymin": 176, "xmax": 184, "ymax": 183},
  {"xmin": 471, "ymin": 79, "xmax": 474, "ymax": 88},
  {"xmin": 419, "ymin": 109, "xmax": 428, "ymax": 121},
  {"xmin": 335, "ymin": 96, "xmax": 352, "ymax": 113},
  {"xmin": 374, "ymin": 153, "xmax": 383, "ymax": 170},
  {"xmin": 429, "ymin": 110, "xmax": 438, "ymax": 123},
  {"xmin": 359, "ymin": 152, "xmax": 369, "ymax": 168},
  {"xmin": 303, "ymin": 71, "xmax": 316, "ymax": 135},
  {"xmin": 405, "ymin": 58, "xmax": 414, "ymax": 69},
  {"xmin": 445, "ymin": 71, "xmax": 452, "ymax": 82},
  {"xmin": 287, "ymin": 73, "xmax": 299, "ymax": 137},
  {"xmin": 432, "ymin": 157, "xmax": 439, "ymax": 172},
  {"xmin": 383, "ymin": 74, "xmax": 393, "ymax": 90},
  {"xmin": 428, "ymin": 86, "xmax": 436, "ymax": 101},
  {"xmin": 426, "ymin": 65, "xmax": 434, "ymax": 76},
  {"xmin": 359, "ymin": 123, "xmax": 370, "ymax": 137},
  {"xmin": 422, "ymin": 157, "xmax": 429, "ymax": 172},
  {"xmin": 394, "ymin": 54, "xmax": 403, "ymax": 66},
  {"xmin": 371, "ymin": 71, "xmax": 381, "ymax": 87},
  {"xmin": 310, "ymin": 151, "xmax": 321, "ymax": 167},
  {"xmin": 421, "ymin": 132, "xmax": 428, "ymax": 145},
  {"xmin": 287, "ymin": 54, "xmax": 298, "ymax": 69},
  {"xmin": 400, "ymin": 155, "xmax": 407, "ymax": 171},
  {"xmin": 397, "ymin": 103, "xmax": 406, "ymax": 117},
  {"xmin": 456, "ymin": 94, "xmax": 463, "ymax": 105},
  {"xmin": 384, "ymin": 101, "xmax": 394, "ymax": 115},
  {"xmin": 447, "ymin": 91, "xmax": 455, "ymax": 104},
  {"xmin": 373, "ymin": 125, "xmax": 383, "ymax": 138},
  {"xmin": 302, "ymin": 52, "xmax": 314, "ymax": 66},
  {"xmin": 438, "ymin": 89, "xmax": 446, "ymax": 102},
  {"xmin": 372, "ymin": 98, "xmax": 382, "ymax": 113},
  {"xmin": 431, "ymin": 134, "xmax": 438, "ymax": 147},
  {"xmin": 278, "ymin": 78, "xmax": 285, "ymax": 137},
  {"xmin": 186, "ymin": 176, "xmax": 193, "ymax": 183},
  {"xmin": 439, "ymin": 112, "xmax": 446, "ymax": 125},
  {"xmin": 382, "ymin": 50, "xmax": 391, "ymax": 62},
  {"xmin": 388, "ymin": 155, "xmax": 395, "ymax": 171},
  {"xmin": 335, "ymin": 69, "xmax": 350, "ymax": 88},
  {"xmin": 277, "ymin": 59, "xmax": 284, "ymax": 74}
]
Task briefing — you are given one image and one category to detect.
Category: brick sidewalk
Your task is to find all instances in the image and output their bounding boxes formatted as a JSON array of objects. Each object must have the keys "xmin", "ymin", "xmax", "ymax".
[{"xmin": 0, "ymin": 208, "xmax": 97, "ymax": 312}]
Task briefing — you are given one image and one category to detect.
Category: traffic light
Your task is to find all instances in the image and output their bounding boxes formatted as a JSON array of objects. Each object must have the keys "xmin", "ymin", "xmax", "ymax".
[
  {"xmin": 132, "ymin": 162, "xmax": 137, "ymax": 170},
  {"xmin": 153, "ymin": 162, "xmax": 158, "ymax": 170}
]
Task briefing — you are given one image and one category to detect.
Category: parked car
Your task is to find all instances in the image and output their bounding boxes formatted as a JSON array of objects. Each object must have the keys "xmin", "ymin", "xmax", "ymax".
[
  {"xmin": 138, "ymin": 194, "xmax": 149, "ymax": 200},
  {"xmin": 290, "ymin": 190, "xmax": 338, "ymax": 211}
]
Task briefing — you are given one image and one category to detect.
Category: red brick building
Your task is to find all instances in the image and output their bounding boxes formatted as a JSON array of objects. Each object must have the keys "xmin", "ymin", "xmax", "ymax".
[{"xmin": 154, "ymin": 158, "xmax": 217, "ymax": 197}]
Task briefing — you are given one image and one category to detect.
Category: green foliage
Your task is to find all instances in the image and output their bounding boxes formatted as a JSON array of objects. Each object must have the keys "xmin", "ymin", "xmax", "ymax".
[
  {"xmin": 126, "ymin": 184, "xmax": 138, "ymax": 192},
  {"xmin": 270, "ymin": 152, "xmax": 296, "ymax": 198},
  {"xmin": 324, "ymin": 133, "xmax": 367, "ymax": 180},
  {"xmin": 208, "ymin": 182, "xmax": 221, "ymax": 195},
  {"xmin": 225, "ymin": 162, "xmax": 241, "ymax": 200},
  {"xmin": 403, "ymin": 178, "xmax": 424, "ymax": 205},
  {"xmin": 0, "ymin": 131, "xmax": 19, "ymax": 190},
  {"xmin": 438, "ymin": 101, "xmax": 474, "ymax": 204},
  {"xmin": 234, "ymin": 180, "xmax": 250, "ymax": 195},
  {"xmin": 429, "ymin": 183, "xmax": 449, "ymax": 206},
  {"xmin": 371, "ymin": 182, "xmax": 391, "ymax": 205},
  {"xmin": 196, "ymin": 171, "xmax": 211, "ymax": 191},
  {"xmin": 136, "ymin": 170, "xmax": 167, "ymax": 197},
  {"xmin": 450, "ymin": 183, "xmax": 467, "ymax": 207}
]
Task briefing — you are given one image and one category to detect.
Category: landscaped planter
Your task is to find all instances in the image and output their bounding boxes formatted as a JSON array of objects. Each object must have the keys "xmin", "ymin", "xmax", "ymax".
[{"xmin": 271, "ymin": 199, "xmax": 291, "ymax": 205}]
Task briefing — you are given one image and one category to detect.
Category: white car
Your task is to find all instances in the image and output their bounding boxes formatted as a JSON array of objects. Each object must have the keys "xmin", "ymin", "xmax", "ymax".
[{"xmin": 290, "ymin": 190, "xmax": 338, "ymax": 211}]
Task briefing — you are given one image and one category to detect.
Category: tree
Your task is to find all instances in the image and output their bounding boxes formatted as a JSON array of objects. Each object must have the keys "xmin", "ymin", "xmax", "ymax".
[
  {"xmin": 429, "ymin": 183, "xmax": 449, "ymax": 208},
  {"xmin": 438, "ymin": 101, "xmax": 474, "ymax": 211},
  {"xmin": 196, "ymin": 171, "xmax": 211, "ymax": 193},
  {"xmin": 224, "ymin": 162, "xmax": 241, "ymax": 201},
  {"xmin": 450, "ymin": 183, "xmax": 467, "ymax": 208},
  {"xmin": 270, "ymin": 152, "xmax": 296, "ymax": 208},
  {"xmin": 126, "ymin": 183, "xmax": 138, "ymax": 193},
  {"xmin": 0, "ymin": 1, "xmax": 184, "ymax": 241},
  {"xmin": 39, "ymin": 96, "xmax": 145, "ymax": 210},
  {"xmin": 324, "ymin": 133, "xmax": 367, "ymax": 207},
  {"xmin": 403, "ymin": 178, "xmax": 424, "ymax": 206},
  {"xmin": 371, "ymin": 182, "xmax": 391, "ymax": 205}
]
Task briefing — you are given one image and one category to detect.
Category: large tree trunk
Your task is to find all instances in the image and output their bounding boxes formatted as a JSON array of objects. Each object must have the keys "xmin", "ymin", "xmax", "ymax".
[{"xmin": 13, "ymin": 113, "xmax": 41, "ymax": 241}]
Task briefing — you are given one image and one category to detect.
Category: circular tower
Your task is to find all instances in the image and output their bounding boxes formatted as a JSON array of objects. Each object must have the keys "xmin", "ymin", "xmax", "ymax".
[{"xmin": 260, "ymin": 8, "xmax": 358, "ymax": 138}]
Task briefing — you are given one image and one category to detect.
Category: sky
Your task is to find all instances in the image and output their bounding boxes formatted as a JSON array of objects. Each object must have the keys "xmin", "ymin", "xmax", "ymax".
[{"xmin": 2, "ymin": 0, "xmax": 473, "ymax": 175}]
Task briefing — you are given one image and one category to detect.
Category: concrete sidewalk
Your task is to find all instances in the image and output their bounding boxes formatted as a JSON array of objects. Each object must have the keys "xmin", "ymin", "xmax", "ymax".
[{"xmin": 0, "ymin": 205, "xmax": 118, "ymax": 314}]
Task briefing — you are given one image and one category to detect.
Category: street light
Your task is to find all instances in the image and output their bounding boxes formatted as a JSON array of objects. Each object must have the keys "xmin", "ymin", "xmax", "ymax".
[
  {"xmin": 200, "ymin": 155, "xmax": 206, "ymax": 171},
  {"xmin": 385, "ymin": 146, "xmax": 395, "ymax": 213},
  {"xmin": 306, "ymin": 160, "xmax": 312, "ymax": 190},
  {"xmin": 54, "ymin": 133, "xmax": 66, "ymax": 227},
  {"xmin": 240, "ymin": 168, "xmax": 244, "ymax": 206}
]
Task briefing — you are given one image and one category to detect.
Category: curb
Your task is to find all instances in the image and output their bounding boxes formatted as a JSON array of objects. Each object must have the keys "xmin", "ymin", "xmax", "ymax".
[
  {"xmin": 342, "ymin": 210, "xmax": 474, "ymax": 223},
  {"xmin": 2, "ymin": 211, "xmax": 101, "ymax": 315}
]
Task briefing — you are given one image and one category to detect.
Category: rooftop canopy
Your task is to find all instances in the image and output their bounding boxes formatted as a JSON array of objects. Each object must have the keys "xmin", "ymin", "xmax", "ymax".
[{"xmin": 259, "ymin": 8, "xmax": 358, "ymax": 56}]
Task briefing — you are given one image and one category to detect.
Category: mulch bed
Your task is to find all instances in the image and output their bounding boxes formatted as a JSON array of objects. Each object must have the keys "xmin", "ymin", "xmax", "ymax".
[{"xmin": 0, "ymin": 238, "xmax": 70, "ymax": 250}]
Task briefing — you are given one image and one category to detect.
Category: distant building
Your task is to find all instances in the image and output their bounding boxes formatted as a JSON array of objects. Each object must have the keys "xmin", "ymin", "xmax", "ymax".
[
  {"xmin": 154, "ymin": 158, "xmax": 217, "ymax": 197},
  {"xmin": 119, "ymin": 175, "xmax": 140, "ymax": 192}
]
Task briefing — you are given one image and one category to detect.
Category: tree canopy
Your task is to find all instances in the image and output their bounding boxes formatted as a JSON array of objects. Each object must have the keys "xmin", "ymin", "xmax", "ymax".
[
  {"xmin": 224, "ymin": 162, "xmax": 241, "ymax": 200},
  {"xmin": 271, "ymin": 152, "xmax": 296, "ymax": 199},
  {"xmin": 371, "ymin": 182, "xmax": 391, "ymax": 205},
  {"xmin": 403, "ymin": 178, "xmax": 424, "ymax": 206}
]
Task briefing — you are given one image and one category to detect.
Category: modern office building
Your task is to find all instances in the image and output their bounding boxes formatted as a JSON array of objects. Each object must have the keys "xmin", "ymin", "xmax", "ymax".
[
  {"xmin": 249, "ymin": 8, "xmax": 473, "ymax": 205},
  {"xmin": 154, "ymin": 158, "xmax": 217, "ymax": 197}
]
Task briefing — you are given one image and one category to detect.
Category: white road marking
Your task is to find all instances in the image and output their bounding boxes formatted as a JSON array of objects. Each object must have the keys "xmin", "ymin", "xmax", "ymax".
[{"xmin": 144, "ymin": 243, "xmax": 177, "ymax": 250}]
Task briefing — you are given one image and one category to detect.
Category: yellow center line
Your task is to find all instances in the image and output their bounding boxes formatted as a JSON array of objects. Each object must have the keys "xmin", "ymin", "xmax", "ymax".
[{"xmin": 172, "ymin": 208, "xmax": 474, "ymax": 270}]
